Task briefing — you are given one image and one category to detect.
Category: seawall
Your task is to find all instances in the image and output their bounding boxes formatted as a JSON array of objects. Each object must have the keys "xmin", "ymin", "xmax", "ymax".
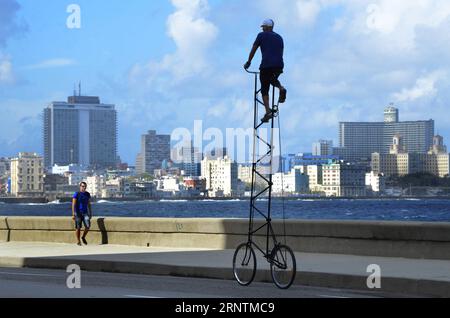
[{"xmin": 1, "ymin": 217, "xmax": 450, "ymax": 260}]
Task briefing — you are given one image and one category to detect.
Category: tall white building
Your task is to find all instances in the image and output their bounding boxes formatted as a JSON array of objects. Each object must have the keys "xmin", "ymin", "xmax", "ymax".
[
  {"xmin": 273, "ymin": 168, "xmax": 309, "ymax": 194},
  {"xmin": 43, "ymin": 94, "xmax": 117, "ymax": 169},
  {"xmin": 10, "ymin": 153, "xmax": 44, "ymax": 197},
  {"xmin": 155, "ymin": 177, "xmax": 184, "ymax": 194},
  {"xmin": 322, "ymin": 161, "xmax": 366, "ymax": 197},
  {"xmin": 365, "ymin": 172, "xmax": 386, "ymax": 193},
  {"xmin": 86, "ymin": 175, "xmax": 105, "ymax": 198},
  {"xmin": 238, "ymin": 165, "xmax": 253, "ymax": 184},
  {"xmin": 201, "ymin": 156, "xmax": 238, "ymax": 197},
  {"xmin": 306, "ymin": 165, "xmax": 323, "ymax": 192}
]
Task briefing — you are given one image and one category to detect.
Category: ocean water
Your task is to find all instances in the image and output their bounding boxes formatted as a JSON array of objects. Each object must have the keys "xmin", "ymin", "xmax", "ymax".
[{"xmin": 1, "ymin": 198, "xmax": 450, "ymax": 222}]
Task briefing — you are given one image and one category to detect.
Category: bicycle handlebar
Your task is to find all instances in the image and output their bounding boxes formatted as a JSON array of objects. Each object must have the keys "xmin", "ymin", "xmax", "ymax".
[{"xmin": 244, "ymin": 68, "xmax": 259, "ymax": 75}]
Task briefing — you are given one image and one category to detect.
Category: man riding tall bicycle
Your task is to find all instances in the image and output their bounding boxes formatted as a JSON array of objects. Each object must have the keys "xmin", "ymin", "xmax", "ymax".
[{"xmin": 244, "ymin": 19, "xmax": 287, "ymax": 124}]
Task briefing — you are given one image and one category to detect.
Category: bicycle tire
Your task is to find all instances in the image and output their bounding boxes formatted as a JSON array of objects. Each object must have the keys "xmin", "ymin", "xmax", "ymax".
[
  {"xmin": 270, "ymin": 244, "xmax": 296, "ymax": 289},
  {"xmin": 233, "ymin": 242, "xmax": 257, "ymax": 286}
]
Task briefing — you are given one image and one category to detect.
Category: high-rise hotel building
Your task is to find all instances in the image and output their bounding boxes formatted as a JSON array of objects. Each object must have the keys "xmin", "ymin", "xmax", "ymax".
[
  {"xmin": 334, "ymin": 106, "xmax": 434, "ymax": 163},
  {"xmin": 43, "ymin": 94, "xmax": 117, "ymax": 169}
]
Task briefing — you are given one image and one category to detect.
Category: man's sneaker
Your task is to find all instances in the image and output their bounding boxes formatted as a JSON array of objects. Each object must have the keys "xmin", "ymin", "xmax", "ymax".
[
  {"xmin": 279, "ymin": 87, "xmax": 287, "ymax": 103},
  {"xmin": 82, "ymin": 237, "xmax": 88, "ymax": 245},
  {"xmin": 261, "ymin": 112, "xmax": 274, "ymax": 123},
  {"xmin": 77, "ymin": 242, "xmax": 82, "ymax": 246}
]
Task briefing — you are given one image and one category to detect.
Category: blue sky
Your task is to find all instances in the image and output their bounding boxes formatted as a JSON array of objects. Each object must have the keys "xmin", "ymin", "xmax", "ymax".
[{"xmin": 1, "ymin": 0, "xmax": 450, "ymax": 164}]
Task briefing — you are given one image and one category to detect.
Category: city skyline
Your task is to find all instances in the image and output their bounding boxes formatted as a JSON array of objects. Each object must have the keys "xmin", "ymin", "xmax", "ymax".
[{"xmin": 1, "ymin": 0, "xmax": 450, "ymax": 164}]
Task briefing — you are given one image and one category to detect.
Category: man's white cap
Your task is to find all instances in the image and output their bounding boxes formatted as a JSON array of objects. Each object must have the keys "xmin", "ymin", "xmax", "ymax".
[{"xmin": 261, "ymin": 19, "xmax": 274, "ymax": 27}]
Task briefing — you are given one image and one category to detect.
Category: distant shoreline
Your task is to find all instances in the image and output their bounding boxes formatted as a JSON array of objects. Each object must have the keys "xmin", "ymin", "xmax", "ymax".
[{"xmin": 1, "ymin": 195, "xmax": 450, "ymax": 204}]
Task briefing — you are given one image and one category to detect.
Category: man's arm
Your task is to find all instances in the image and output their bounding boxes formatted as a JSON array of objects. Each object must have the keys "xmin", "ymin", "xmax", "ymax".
[
  {"xmin": 245, "ymin": 44, "xmax": 259, "ymax": 69},
  {"xmin": 72, "ymin": 199, "xmax": 76, "ymax": 220},
  {"xmin": 247, "ymin": 44, "xmax": 258, "ymax": 64},
  {"xmin": 88, "ymin": 201, "xmax": 93, "ymax": 219}
]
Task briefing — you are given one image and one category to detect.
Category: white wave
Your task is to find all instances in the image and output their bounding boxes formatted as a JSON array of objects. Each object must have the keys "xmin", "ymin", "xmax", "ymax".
[
  {"xmin": 201, "ymin": 199, "xmax": 242, "ymax": 202},
  {"xmin": 97, "ymin": 200, "xmax": 113, "ymax": 204},
  {"xmin": 160, "ymin": 199, "xmax": 188, "ymax": 203},
  {"xmin": 405, "ymin": 198, "xmax": 421, "ymax": 201},
  {"xmin": 48, "ymin": 200, "xmax": 61, "ymax": 205},
  {"xmin": 298, "ymin": 199, "xmax": 316, "ymax": 202}
]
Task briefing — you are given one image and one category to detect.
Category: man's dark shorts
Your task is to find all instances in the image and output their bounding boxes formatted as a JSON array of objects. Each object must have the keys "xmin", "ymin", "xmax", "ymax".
[
  {"xmin": 75, "ymin": 214, "xmax": 91, "ymax": 230},
  {"xmin": 260, "ymin": 67, "xmax": 283, "ymax": 96}
]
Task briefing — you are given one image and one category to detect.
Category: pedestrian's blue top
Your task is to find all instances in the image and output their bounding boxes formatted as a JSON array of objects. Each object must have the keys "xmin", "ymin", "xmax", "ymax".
[
  {"xmin": 73, "ymin": 191, "xmax": 91, "ymax": 215},
  {"xmin": 254, "ymin": 31, "xmax": 284, "ymax": 69}
]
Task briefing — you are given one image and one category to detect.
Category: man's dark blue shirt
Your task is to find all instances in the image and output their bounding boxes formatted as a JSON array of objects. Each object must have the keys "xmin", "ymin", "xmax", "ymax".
[
  {"xmin": 73, "ymin": 191, "xmax": 91, "ymax": 216},
  {"xmin": 254, "ymin": 31, "xmax": 284, "ymax": 70}
]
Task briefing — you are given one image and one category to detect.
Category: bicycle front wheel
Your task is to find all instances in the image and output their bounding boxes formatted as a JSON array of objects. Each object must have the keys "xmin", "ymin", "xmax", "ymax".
[
  {"xmin": 270, "ymin": 244, "xmax": 296, "ymax": 289},
  {"xmin": 233, "ymin": 243, "xmax": 257, "ymax": 286}
]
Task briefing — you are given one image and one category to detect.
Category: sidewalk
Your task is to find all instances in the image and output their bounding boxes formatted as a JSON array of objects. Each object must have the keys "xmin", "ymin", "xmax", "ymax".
[{"xmin": 1, "ymin": 242, "xmax": 449, "ymax": 297}]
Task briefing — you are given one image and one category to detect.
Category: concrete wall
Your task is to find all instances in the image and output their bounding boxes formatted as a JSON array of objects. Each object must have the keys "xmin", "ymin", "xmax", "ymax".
[
  {"xmin": 0, "ymin": 216, "xmax": 8, "ymax": 242},
  {"xmin": 2, "ymin": 217, "xmax": 450, "ymax": 260}
]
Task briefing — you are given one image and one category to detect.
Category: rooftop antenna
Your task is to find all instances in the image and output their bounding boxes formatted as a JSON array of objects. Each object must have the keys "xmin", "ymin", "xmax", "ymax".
[
  {"xmin": 78, "ymin": 81, "xmax": 81, "ymax": 96},
  {"xmin": 73, "ymin": 84, "xmax": 77, "ymax": 97}
]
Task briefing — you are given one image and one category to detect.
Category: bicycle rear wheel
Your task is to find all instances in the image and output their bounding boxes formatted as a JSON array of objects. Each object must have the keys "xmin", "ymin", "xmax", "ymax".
[
  {"xmin": 270, "ymin": 244, "xmax": 296, "ymax": 289},
  {"xmin": 233, "ymin": 243, "xmax": 257, "ymax": 286}
]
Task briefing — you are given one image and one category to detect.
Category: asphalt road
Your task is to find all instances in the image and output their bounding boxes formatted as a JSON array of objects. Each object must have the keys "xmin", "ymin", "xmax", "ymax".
[{"xmin": 0, "ymin": 267, "xmax": 405, "ymax": 298}]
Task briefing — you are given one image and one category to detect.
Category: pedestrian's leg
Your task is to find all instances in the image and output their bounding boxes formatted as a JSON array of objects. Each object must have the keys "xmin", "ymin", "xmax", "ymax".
[
  {"xmin": 81, "ymin": 216, "xmax": 90, "ymax": 245},
  {"xmin": 76, "ymin": 229, "xmax": 81, "ymax": 244}
]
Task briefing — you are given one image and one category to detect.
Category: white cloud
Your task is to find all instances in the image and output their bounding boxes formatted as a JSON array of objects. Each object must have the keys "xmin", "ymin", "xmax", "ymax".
[
  {"xmin": 393, "ymin": 71, "xmax": 446, "ymax": 102},
  {"xmin": 258, "ymin": 0, "xmax": 450, "ymax": 52},
  {"xmin": 23, "ymin": 58, "xmax": 76, "ymax": 70},
  {"xmin": 207, "ymin": 102, "xmax": 227, "ymax": 118},
  {"xmin": 296, "ymin": 0, "xmax": 322, "ymax": 26},
  {"xmin": 129, "ymin": 0, "xmax": 218, "ymax": 89},
  {"xmin": 360, "ymin": 0, "xmax": 450, "ymax": 51},
  {"xmin": 0, "ymin": 54, "xmax": 15, "ymax": 84},
  {"xmin": 165, "ymin": 0, "xmax": 218, "ymax": 77}
]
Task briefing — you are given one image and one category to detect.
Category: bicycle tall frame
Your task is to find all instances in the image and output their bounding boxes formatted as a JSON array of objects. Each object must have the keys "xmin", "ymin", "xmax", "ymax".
[{"xmin": 246, "ymin": 70, "xmax": 281, "ymax": 259}]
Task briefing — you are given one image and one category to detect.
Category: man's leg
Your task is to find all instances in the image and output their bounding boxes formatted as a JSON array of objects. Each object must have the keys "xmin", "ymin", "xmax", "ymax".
[
  {"xmin": 269, "ymin": 70, "xmax": 286, "ymax": 103},
  {"xmin": 76, "ymin": 229, "xmax": 81, "ymax": 244},
  {"xmin": 81, "ymin": 215, "xmax": 90, "ymax": 245},
  {"xmin": 260, "ymin": 69, "xmax": 273, "ymax": 120},
  {"xmin": 75, "ymin": 216, "xmax": 82, "ymax": 245},
  {"xmin": 82, "ymin": 229, "xmax": 89, "ymax": 245},
  {"xmin": 262, "ymin": 95, "xmax": 271, "ymax": 114}
]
